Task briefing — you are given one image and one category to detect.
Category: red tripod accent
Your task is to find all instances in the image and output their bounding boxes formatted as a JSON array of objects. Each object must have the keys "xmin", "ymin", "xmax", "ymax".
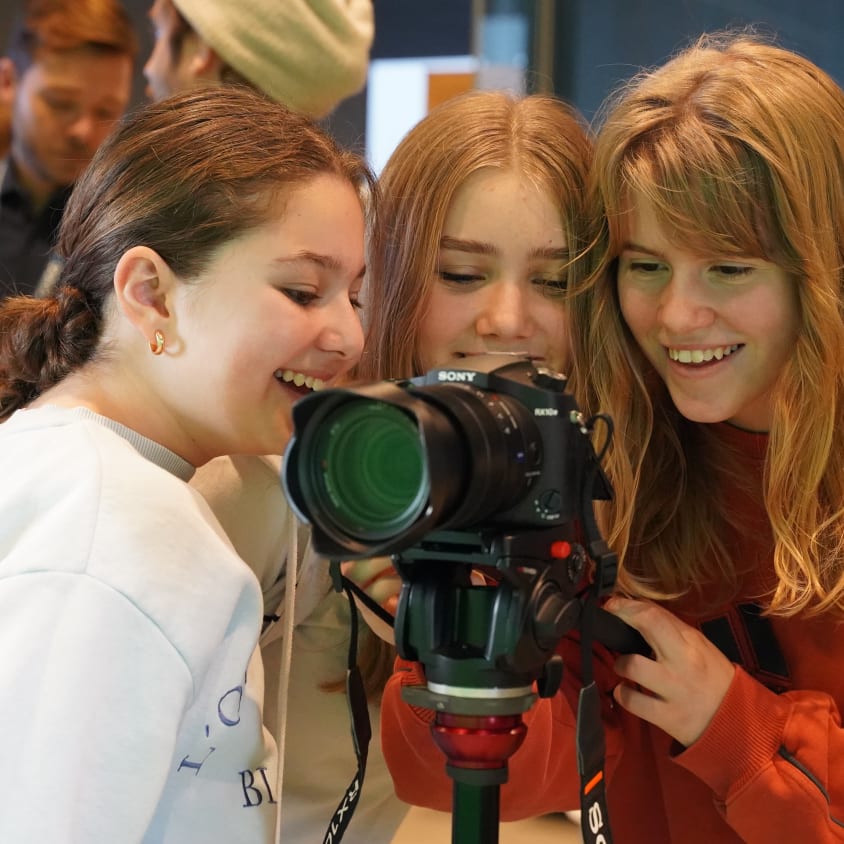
[{"xmin": 431, "ymin": 712, "xmax": 527, "ymax": 771}]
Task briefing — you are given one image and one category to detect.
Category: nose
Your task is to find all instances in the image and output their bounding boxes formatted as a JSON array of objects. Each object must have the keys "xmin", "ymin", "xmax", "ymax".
[
  {"xmin": 316, "ymin": 299, "xmax": 365, "ymax": 362},
  {"xmin": 66, "ymin": 113, "xmax": 98, "ymax": 148},
  {"xmin": 474, "ymin": 280, "xmax": 533, "ymax": 341},
  {"xmin": 656, "ymin": 271, "xmax": 716, "ymax": 335}
]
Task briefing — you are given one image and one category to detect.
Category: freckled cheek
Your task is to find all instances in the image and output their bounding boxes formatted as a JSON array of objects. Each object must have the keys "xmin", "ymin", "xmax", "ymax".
[
  {"xmin": 776, "ymin": 298, "xmax": 802, "ymax": 352},
  {"xmin": 419, "ymin": 294, "xmax": 463, "ymax": 343}
]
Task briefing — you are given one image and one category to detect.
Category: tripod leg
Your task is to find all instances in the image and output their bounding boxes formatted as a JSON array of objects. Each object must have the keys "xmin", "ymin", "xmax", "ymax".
[{"xmin": 449, "ymin": 769, "xmax": 502, "ymax": 844}]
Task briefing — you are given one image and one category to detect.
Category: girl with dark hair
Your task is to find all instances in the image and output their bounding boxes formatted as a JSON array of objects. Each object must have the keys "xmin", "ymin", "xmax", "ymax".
[{"xmin": 0, "ymin": 84, "xmax": 373, "ymax": 841}]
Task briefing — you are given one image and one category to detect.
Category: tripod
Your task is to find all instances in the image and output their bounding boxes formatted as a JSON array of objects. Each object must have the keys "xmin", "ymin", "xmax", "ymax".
[{"xmin": 393, "ymin": 527, "xmax": 646, "ymax": 844}]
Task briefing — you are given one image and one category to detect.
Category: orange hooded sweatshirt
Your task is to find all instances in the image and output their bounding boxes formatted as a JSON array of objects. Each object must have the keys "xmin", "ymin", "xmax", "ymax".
[{"xmin": 380, "ymin": 424, "xmax": 844, "ymax": 842}]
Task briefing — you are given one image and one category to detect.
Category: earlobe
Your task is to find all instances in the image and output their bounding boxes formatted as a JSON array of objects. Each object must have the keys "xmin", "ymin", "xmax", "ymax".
[{"xmin": 114, "ymin": 246, "xmax": 173, "ymax": 346}]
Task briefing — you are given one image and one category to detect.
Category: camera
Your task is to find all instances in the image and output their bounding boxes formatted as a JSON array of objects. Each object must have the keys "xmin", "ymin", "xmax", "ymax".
[{"xmin": 282, "ymin": 354, "xmax": 612, "ymax": 561}]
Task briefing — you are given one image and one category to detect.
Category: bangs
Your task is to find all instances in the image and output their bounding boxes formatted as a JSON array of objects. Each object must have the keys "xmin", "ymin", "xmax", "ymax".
[{"xmin": 609, "ymin": 120, "xmax": 785, "ymax": 262}]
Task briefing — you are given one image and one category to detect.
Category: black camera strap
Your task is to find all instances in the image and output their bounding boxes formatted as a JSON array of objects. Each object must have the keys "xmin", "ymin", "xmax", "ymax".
[
  {"xmin": 576, "ymin": 594, "xmax": 615, "ymax": 844},
  {"xmin": 575, "ymin": 426, "xmax": 618, "ymax": 844},
  {"xmin": 341, "ymin": 575, "xmax": 399, "ymax": 629},
  {"xmin": 320, "ymin": 569, "xmax": 376, "ymax": 844}
]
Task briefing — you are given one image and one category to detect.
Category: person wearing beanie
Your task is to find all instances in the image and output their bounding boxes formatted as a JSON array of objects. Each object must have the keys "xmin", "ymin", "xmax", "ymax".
[
  {"xmin": 145, "ymin": 0, "xmax": 373, "ymax": 118},
  {"xmin": 144, "ymin": 4, "xmax": 407, "ymax": 844}
]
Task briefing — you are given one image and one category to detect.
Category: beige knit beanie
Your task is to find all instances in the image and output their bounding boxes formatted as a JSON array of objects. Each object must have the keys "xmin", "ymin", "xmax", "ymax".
[{"xmin": 172, "ymin": 0, "xmax": 374, "ymax": 118}]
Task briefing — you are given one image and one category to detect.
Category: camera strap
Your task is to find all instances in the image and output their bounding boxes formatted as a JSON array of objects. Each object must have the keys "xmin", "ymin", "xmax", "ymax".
[
  {"xmin": 575, "ymin": 434, "xmax": 617, "ymax": 844},
  {"xmin": 576, "ymin": 595, "xmax": 615, "ymax": 844},
  {"xmin": 341, "ymin": 574, "xmax": 398, "ymax": 628},
  {"xmin": 320, "ymin": 570, "xmax": 375, "ymax": 844}
]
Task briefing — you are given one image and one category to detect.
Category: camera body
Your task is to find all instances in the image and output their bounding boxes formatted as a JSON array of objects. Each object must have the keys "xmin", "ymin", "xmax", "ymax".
[{"xmin": 283, "ymin": 354, "xmax": 611, "ymax": 560}]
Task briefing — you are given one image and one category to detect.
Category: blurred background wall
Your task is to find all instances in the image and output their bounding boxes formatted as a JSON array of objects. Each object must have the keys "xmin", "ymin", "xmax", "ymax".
[{"xmin": 2, "ymin": 0, "xmax": 841, "ymax": 168}]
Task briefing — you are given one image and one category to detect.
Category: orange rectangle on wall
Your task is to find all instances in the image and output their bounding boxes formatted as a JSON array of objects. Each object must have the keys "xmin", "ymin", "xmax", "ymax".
[{"xmin": 427, "ymin": 72, "xmax": 476, "ymax": 111}]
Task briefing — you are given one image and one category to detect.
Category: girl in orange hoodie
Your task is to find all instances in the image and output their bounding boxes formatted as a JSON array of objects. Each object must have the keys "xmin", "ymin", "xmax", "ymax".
[{"xmin": 383, "ymin": 32, "xmax": 844, "ymax": 843}]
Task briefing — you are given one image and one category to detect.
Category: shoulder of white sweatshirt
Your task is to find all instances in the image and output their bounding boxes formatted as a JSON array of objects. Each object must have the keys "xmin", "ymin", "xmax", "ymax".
[{"xmin": 0, "ymin": 407, "xmax": 278, "ymax": 843}]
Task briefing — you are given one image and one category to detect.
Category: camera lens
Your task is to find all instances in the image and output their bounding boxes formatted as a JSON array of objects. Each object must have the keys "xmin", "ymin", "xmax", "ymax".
[
  {"xmin": 299, "ymin": 399, "xmax": 430, "ymax": 541},
  {"xmin": 283, "ymin": 360, "xmax": 558, "ymax": 557}
]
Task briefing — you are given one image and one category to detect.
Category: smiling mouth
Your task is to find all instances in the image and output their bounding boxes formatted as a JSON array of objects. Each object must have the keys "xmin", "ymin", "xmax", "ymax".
[
  {"xmin": 274, "ymin": 369, "xmax": 326, "ymax": 393},
  {"xmin": 667, "ymin": 344, "xmax": 741, "ymax": 364}
]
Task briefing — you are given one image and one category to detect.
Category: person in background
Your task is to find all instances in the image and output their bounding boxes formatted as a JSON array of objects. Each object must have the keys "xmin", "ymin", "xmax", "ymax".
[
  {"xmin": 0, "ymin": 84, "xmax": 371, "ymax": 842},
  {"xmin": 144, "ymin": 0, "xmax": 373, "ymax": 119},
  {"xmin": 142, "ymin": 2, "xmax": 395, "ymax": 841},
  {"xmin": 0, "ymin": 0, "xmax": 136, "ymax": 298},
  {"xmin": 381, "ymin": 32, "xmax": 844, "ymax": 844}
]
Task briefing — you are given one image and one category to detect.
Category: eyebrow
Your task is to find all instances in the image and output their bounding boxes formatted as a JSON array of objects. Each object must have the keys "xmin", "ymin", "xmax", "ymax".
[
  {"xmin": 274, "ymin": 251, "xmax": 365, "ymax": 280},
  {"xmin": 622, "ymin": 241, "xmax": 665, "ymax": 258},
  {"xmin": 439, "ymin": 236, "xmax": 569, "ymax": 261},
  {"xmin": 41, "ymin": 85, "xmax": 125, "ymax": 105}
]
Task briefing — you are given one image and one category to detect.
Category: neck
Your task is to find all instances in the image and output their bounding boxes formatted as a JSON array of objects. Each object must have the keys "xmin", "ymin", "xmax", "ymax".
[{"xmin": 33, "ymin": 364, "xmax": 202, "ymax": 467}]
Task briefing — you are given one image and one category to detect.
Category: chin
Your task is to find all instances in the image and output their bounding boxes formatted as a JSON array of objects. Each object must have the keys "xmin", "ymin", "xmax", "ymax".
[
  {"xmin": 679, "ymin": 407, "xmax": 736, "ymax": 426},
  {"xmin": 669, "ymin": 397, "xmax": 731, "ymax": 426}
]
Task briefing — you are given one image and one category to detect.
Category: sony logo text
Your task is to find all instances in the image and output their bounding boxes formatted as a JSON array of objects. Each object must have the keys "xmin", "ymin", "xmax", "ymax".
[{"xmin": 437, "ymin": 371, "xmax": 478, "ymax": 383}]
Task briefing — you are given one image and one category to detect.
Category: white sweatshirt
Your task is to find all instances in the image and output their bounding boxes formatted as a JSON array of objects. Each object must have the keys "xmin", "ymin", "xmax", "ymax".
[
  {"xmin": 0, "ymin": 407, "xmax": 278, "ymax": 843},
  {"xmin": 191, "ymin": 455, "xmax": 409, "ymax": 844}
]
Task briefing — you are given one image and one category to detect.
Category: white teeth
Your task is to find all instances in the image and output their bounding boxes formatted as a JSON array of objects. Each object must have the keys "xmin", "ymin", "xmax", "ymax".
[
  {"xmin": 669, "ymin": 344, "xmax": 739, "ymax": 364},
  {"xmin": 274, "ymin": 369, "xmax": 325, "ymax": 391}
]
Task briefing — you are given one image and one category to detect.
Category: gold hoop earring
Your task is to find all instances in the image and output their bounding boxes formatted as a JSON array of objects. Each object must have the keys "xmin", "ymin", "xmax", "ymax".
[{"xmin": 150, "ymin": 330, "xmax": 165, "ymax": 356}]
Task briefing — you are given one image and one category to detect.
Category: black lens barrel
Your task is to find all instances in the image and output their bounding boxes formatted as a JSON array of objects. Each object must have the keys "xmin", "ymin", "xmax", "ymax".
[{"xmin": 283, "ymin": 378, "xmax": 543, "ymax": 557}]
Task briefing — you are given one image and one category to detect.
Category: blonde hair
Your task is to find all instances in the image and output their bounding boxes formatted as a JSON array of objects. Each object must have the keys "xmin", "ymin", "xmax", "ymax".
[
  {"xmin": 572, "ymin": 32, "xmax": 844, "ymax": 616},
  {"xmin": 358, "ymin": 89, "xmax": 593, "ymax": 380}
]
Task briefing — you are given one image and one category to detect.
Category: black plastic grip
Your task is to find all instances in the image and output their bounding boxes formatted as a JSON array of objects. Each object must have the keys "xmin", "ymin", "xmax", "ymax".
[{"xmin": 593, "ymin": 607, "xmax": 650, "ymax": 655}]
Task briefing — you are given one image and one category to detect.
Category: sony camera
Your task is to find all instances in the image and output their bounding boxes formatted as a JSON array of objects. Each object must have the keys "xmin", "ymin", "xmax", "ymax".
[{"xmin": 282, "ymin": 354, "xmax": 612, "ymax": 561}]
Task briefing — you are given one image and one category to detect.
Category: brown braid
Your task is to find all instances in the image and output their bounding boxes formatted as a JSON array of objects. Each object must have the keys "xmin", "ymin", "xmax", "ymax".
[{"xmin": 0, "ymin": 287, "xmax": 100, "ymax": 420}]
